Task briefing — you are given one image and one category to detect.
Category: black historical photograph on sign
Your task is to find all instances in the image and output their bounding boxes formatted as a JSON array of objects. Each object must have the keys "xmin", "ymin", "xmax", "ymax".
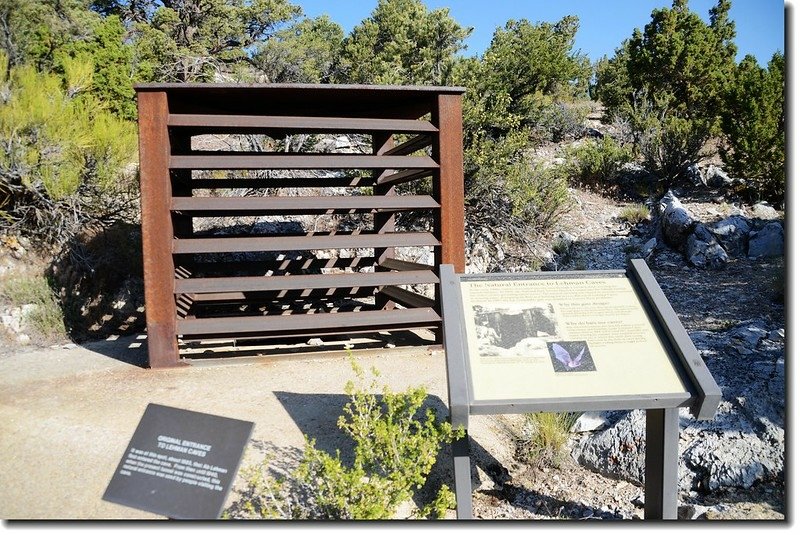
[
  {"xmin": 102, "ymin": 403, "xmax": 254, "ymax": 519},
  {"xmin": 472, "ymin": 303, "xmax": 561, "ymax": 356},
  {"xmin": 547, "ymin": 341, "xmax": 597, "ymax": 373}
]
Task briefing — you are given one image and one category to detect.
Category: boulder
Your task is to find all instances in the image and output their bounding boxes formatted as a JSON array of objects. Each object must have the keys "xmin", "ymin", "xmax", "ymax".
[
  {"xmin": 748, "ymin": 222, "xmax": 784, "ymax": 258},
  {"xmin": 704, "ymin": 165, "xmax": 734, "ymax": 188},
  {"xmin": 751, "ymin": 202, "xmax": 780, "ymax": 221},
  {"xmin": 708, "ymin": 216, "xmax": 751, "ymax": 258},
  {"xmin": 658, "ymin": 191, "xmax": 696, "ymax": 249},
  {"xmin": 571, "ymin": 321, "xmax": 784, "ymax": 493},
  {"xmin": 686, "ymin": 224, "xmax": 728, "ymax": 269},
  {"xmin": 687, "ymin": 164, "xmax": 704, "ymax": 186}
]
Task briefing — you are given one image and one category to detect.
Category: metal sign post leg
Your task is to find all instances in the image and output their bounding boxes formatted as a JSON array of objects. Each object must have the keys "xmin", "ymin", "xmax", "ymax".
[
  {"xmin": 644, "ymin": 408, "xmax": 680, "ymax": 519},
  {"xmin": 452, "ymin": 432, "xmax": 472, "ymax": 519}
]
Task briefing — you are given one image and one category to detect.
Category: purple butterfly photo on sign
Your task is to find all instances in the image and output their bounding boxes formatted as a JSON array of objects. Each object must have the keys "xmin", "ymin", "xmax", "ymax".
[{"xmin": 547, "ymin": 341, "xmax": 596, "ymax": 373}]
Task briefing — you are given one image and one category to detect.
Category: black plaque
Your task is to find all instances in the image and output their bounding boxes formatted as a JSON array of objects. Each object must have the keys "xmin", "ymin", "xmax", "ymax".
[{"xmin": 103, "ymin": 403, "xmax": 254, "ymax": 519}]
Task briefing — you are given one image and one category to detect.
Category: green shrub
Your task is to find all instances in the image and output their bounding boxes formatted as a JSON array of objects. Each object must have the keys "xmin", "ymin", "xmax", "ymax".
[
  {"xmin": 0, "ymin": 274, "xmax": 66, "ymax": 342},
  {"xmin": 720, "ymin": 53, "xmax": 784, "ymax": 204},
  {"xmin": 0, "ymin": 51, "xmax": 138, "ymax": 246},
  {"xmin": 529, "ymin": 99, "xmax": 590, "ymax": 144},
  {"xmin": 506, "ymin": 161, "xmax": 572, "ymax": 233},
  {"xmin": 228, "ymin": 357, "xmax": 463, "ymax": 520},
  {"xmin": 516, "ymin": 412, "xmax": 579, "ymax": 468},
  {"xmin": 619, "ymin": 203, "xmax": 650, "ymax": 225},
  {"xmin": 565, "ymin": 136, "xmax": 634, "ymax": 190}
]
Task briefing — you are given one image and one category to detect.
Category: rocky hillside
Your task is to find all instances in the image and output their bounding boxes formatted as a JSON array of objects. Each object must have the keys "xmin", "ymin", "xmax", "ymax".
[
  {"xmin": 0, "ymin": 120, "xmax": 786, "ymax": 520},
  {"xmin": 468, "ymin": 182, "xmax": 785, "ymax": 520}
]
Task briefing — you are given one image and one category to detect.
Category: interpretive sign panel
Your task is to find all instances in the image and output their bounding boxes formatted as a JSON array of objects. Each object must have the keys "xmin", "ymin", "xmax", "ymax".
[
  {"xmin": 459, "ymin": 272, "xmax": 689, "ymax": 404},
  {"xmin": 103, "ymin": 403, "xmax": 254, "ymax": 519},
  {"xmin": 440, "ymin": 260, "xmax": 722, "ymax": 520}
]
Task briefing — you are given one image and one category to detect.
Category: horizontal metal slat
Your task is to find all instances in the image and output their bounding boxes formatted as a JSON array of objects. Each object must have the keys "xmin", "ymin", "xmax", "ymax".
[
  {"xmin": 171, "ymin": 195, "xmax": 440, "ymax": 215},
  {"xmin": 383, "ymin": 135, "xmax": 432, "ymax": 156},
  {"xmin": 376, "ymin": 168, "xmax": 434, "ymax": 187},
  {"xmin": 378, "ymin": 286, "xmax": 436, "ymax": 309},
  {"xmin": 173, "ymin": 232, "xmax": 441, "ymax": 254},
  {"xmin": 184, "ymin": 256, "xmax": 377, "ymax": 277},
  {"xmin": 177, "ymin": 307, "xmax": 442, "ymax": 336},
  {"xmin": 379, "ymin": 258, "xmax": 435, "ymax": 272},
  {"xmin": 185, "ymin": 286, "xmax": 376, "ymax": 303},
  {"xmin": 168, "ymin": 114, "xmax": 438, "ymax": 133},
  {"xmin": 170, "ymin": 154, "xmax": 439, "ymax": 170},
  {"xmin": 189, "ymin": 176, "xmax": 374, "ymax": 189},
  {"xmin": 175, "ymin": 270, "xmax": 440, "ymax": 294}
]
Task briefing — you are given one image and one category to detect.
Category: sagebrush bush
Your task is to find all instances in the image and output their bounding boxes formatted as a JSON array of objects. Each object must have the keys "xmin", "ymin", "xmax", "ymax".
[
  {"xmin": 0, "ymin": 51, "xmax": 138, "ymax": 246},
  {"xmin": 565, "ymin": 136, "xmax": 634, "ymax": 190},
  {"xmin": 228, "ymin": 357, "xmax": 463, "ymax": 520},
  {"xmin": 529, "ymin": 99, "xmax": 590, "ymax": 144}
]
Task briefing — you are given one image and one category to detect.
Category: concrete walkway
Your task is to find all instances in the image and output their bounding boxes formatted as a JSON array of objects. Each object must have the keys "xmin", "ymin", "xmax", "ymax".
[{"xmin": 0, "ymin": 336, "xmax": 466, "ymax": 520}]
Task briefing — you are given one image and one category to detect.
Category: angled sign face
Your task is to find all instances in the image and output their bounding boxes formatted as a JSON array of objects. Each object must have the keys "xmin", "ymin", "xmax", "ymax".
[
  {"xmin": 103, "ymin": 404, "xmax": 254, "ymax": 519},
  {"xmin": 459, "ymin": 272, "xmax": 690, "ymax": 406},
  {"xmin": 439, "ymin": 260, "xmax": 721, "ymax": 520}
]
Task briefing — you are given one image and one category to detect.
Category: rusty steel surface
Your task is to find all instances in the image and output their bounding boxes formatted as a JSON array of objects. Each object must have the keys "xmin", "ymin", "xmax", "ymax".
[
  {"xmin": 170, "ymin": 195, "xmax": 440, "ymax": 215},
  {"xmin": 174, "ymin": 270, "xmax": 439, "ymax": 294},
  {"xmin": 137, "ymin": 91, "xmax": 181, "ymax": 368},
  {"xmin": 168, "ymin": 114, "xmax": 438, "ymax": 133},
  {"xmin": 134, "ymin": 84, "xmax": 465, "ymax": 367},
  {"xmin": 169, "ymin": 154, "xmax": 439, "ymax": 170},
  {"xmin": 177, "ymin": 307, "xmax": 442, "ymax": 336}
]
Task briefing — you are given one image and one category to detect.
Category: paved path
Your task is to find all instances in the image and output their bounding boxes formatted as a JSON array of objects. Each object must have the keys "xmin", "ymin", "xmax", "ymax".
[{"xmin": 0, "ymin": 337, "xmax": 459, "ymax": 520}]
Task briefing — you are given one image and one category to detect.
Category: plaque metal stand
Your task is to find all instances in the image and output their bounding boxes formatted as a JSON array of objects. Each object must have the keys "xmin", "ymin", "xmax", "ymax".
[{"xmin": 440, "ymin": 259, "xmax": 721, "ymax": 520}]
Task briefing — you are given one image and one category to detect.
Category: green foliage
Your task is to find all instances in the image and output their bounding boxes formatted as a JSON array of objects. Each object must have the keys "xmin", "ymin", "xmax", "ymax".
[
  {"xmin": 335, "ymin": 0, "xmax": 470, "ymax": 85},
  {"xmin": 0, "ymin": 274, "xmax": 66, "ymax": 341},
  {"xmin": 506, "ymin": 161, "xmax": 572, "ymax": 232},
  {"xmin": 0, "ymin": 51, "xmax": 138, "ymax": 245},
  {"xmin": 720, "ymin": 53, "xmax": 785, "ymax": 204},
  {"xmin": 453, "ymin": 16, "xmax": 589, "ymax": 248},
  {"xmin": 516, "ymin": 412, "xmax": 578, "ymax": 469},
  {"xmin": 124, "ymin": 0, "xmax": 303, "ymax": 82},
  {"xmin": 252, "ymin": 15, "xmax": 343, "ymax": 83},
  {"xmin": 529, "ymin": 99, "xmax": 590, "ymax": 144},
  {"xmin": 619, "ymin": 203, "xmax": 651, "ymax": 225},
  {"xmin": 480, "ymin": 16, "xmax": 590, "ymax": 119},
  {"xmin": 592, "ymin": 0, "xmax": 737, "ymax": 183},
  {"xmin": 565, "ymin": 136, "xmax": 634, "ymax": 190},
  {"xmin": 0, "ymin": 0, "xmax": 135, "ymax": 119},
  {"xmin": 293, "ymin": 358, "xmax": 463, "ymax": 519}
]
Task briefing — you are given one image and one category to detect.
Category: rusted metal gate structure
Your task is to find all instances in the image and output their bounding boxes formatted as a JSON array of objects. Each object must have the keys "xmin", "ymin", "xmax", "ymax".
[{"xmin": 135, "ymin": 84, "xmax": 466, "ymax": 368}]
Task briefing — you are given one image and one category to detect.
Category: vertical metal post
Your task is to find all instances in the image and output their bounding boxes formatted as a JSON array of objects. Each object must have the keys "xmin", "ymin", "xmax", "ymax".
[
  {"xmin": 433, "ymin": 94, "xmax": 465, "ymax": 344},
  {"xmin": 432, "ymin": 95, "xmax": 465, "ymax": 273},
  {"xmin": 137, "ymin": 91, "xmax": 181, "ymax": 368},
  {"xmin": 645, "ymin": 408, "xmax": 680, "ymax": 519},
  {"xmin": 374, "ymin": 133, "xmax": 395, "ymax": 311},
  {"xmin": 440, "ymin": 265, "xmax": 472, "ymax": 519}
]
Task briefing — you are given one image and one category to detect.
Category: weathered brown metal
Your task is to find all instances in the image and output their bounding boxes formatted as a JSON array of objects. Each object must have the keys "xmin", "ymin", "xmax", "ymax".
[
  {"xmin": 175, "ymin": 270, "xmax": 439, "ymax": 294},
  {"xmin": 137, "ymin": 91, "xmax": 182, "ymax": 368},
  {"xmin": 171, "ymin": 195, "xmax": 439, "ymax": 215},
  {"xmin": 135, "ymin": 84, "xmax": 465, "ymax": 367},
  {"xmin": 168, "ymin": 114, "xmax": 438, "ymax": 133},
  {"xmin": 173, "ymin": 232, "xmax": 441, "ymax": 254},
  {"xmin": 378, "ymin": 286, "xmax": 437, "ymax": 309},
  {"xmin": 177, "ymin": 307, "xmax": 442, "ymax": 336},
  {"xmin": 170, "ymin": 154, "xmax": 439, "ymax": 170},
  {"xmin": 376, "ymin": 168, "xmax": 434, "ymax": 187},
  {"xmin": 378, "ymin": 258, "xmax": 437, "ymax": 272},
  {"xmin": 433, "ymin": 94, "xmax": 466, "ymax": 273},
  {"xmin": 190, "ymin": 176, "xmax": 373, "ymax": 189},
  {"xmin": 383, "ymin": 134, "xmax": 432, "ymax": 156}
]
